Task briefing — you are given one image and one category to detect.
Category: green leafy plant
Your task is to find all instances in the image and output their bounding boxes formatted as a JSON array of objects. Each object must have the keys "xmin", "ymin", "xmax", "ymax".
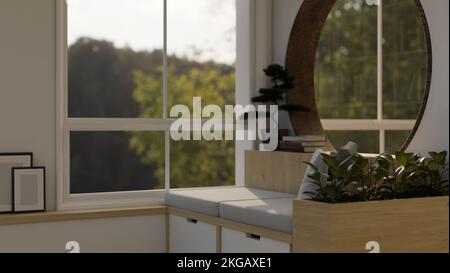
[
  {"xmin": 304, "ymin": 151, "xmax": 449, "ymax": 204},
  {"xmin": 304, "ymin": 153, "xmax": 371, "ymax": 203},
  {"xmin": 376, "ymin": 151, "xmax": 449, "ymax": 199},
  {"xmin": 251, "ymin": 64, "xmax": 309, "ymax": 113}
]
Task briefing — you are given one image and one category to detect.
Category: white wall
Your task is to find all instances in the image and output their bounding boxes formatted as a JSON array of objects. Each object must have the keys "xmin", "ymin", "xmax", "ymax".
[
  {"xmin": 407, "ymin": 0, "xmax": 449, "ymax": 155},
  {"xmin": 272, "ymin": 0, "xmax": 303, "ymax": 65},
  {"xmin": 272, "ymin": 0, "xmax": 449, "ymax": 154},
  {"xmin": 0, "ymin": 0, "xmax": 166, "ymax": 253},
  {"xmin": 0, "ymin": 0, "xmax": 56, "ymax": 210},
  {"xmin": 0, "ymin": 215, "xmax": 166, "ymax": 253}
]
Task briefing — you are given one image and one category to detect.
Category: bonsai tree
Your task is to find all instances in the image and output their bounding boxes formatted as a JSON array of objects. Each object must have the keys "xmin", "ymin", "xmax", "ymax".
[{"xmin": 251, "ymin": 64, "xmax": 309, "ymax": 113}]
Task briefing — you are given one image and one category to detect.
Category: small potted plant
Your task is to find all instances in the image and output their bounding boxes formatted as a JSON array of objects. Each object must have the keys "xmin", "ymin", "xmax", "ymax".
[
  {"xmin": 293, "ymin": 151, "xmax": 449, "ymax": 253},
  {"xmin": 246, "ymin": 64, "xmax": 309, "ymax": 146},
  {"xmin": 251, "ymin": 64, "xmax": 309, "ymax": 113}
]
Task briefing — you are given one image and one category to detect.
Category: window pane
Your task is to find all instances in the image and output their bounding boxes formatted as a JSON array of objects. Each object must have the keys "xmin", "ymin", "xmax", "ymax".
[
  {"xmin": 70, "ymin": 131, "xmax": 164, "ymax": 194},
  {"xmin": 315, "ymin": 0, "xmax": 378, "ymax": 119},
  {"xmin": 383, "ymin": 0, "xmax": 427, "ymax": 119},
  {"xmin": 385, "ymin": 130, "xmax": 411, "ymax": 154},
  {"xmin": 67, "ymin": 0, "xmax": 163, "ymax": 118},
  {"xmin": 170, "ymin": 138, "xmax": 235, "ymax": 188},
  {"xmin": 167, "ymin": 0, "xmax": 236, "ymax": 110},
  {"xmin": 327, "ymin": 131, "xmax": 379, "ymax": 153}
]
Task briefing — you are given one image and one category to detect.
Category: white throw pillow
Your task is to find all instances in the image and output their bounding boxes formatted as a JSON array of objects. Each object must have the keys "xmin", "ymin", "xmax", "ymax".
[
  {"xmin": 335, "ymin": 141, "xmax": 358, "ymax": 167},
  {"xmin": 298, "ymin": 149, "xmax": 328, "ymax": 200}
]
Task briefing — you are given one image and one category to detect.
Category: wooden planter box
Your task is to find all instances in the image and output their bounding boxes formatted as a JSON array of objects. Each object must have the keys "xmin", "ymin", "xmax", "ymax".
[{"xmin": 293, "ymin": 196, "xmax": 449, "ymax": 253}]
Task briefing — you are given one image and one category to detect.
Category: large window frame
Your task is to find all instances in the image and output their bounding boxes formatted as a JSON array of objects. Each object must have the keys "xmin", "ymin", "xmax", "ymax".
[
  {"xmin": 56, "ymin": 0, "xmax": 258, "ymax": 210},
  {"xmin": 319, "ymin": 1, "xmax": 428, "ymax": 153}
]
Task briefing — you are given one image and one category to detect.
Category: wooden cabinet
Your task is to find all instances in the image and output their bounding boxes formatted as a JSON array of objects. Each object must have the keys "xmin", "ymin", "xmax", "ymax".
[
  {"xmin": 169, "ymin": 215, "xmax": 217, "ymax": 253},
  {"xmin": 221, "ymin": 228, "xmax": 290, "ymax": 253}
]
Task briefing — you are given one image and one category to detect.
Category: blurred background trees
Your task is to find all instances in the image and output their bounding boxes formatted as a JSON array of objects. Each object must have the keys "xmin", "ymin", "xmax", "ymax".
[
  {"xmin": 69, "ymin": 38, "xmax": 235, "ymax": 193},
  {"xmin": 315, "ymin": 0, "xmax": 427, "ymax": 153},
  {"xmin": 69, "ymin": 0, "xmax": 426, "ymax": 192}
]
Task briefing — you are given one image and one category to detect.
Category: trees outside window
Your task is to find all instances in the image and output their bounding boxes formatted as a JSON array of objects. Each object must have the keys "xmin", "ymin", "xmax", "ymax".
[
  {"xmin": 65, "ymin": 0, "xmax": 236, "ymax": 196},
  {"xmin": 315, "ymin": 0, "xmax": 428, "ymax": 153}
]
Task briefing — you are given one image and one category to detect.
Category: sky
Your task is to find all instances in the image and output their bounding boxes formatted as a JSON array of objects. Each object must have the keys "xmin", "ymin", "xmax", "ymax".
[{"xmin": 67, "ymin": 0, "xmax": 236, "ymax": 64}]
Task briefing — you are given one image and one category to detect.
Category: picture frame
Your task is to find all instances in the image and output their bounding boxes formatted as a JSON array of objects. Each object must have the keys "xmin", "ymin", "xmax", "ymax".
[
  {"xmin": 12, "ymin": 167, "xmax": 46, "ymax": 213},
  {"xmin": 0, "ymin": 153, "xmax": 33, "ymax": 213}
]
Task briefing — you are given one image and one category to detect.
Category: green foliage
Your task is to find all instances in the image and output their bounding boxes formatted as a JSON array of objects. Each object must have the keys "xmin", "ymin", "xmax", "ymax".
[
  {"xmin": 376, "ymin": 151, "xmax": 450, "ymax": 199},
  {"xmin": 315, "ymin": 0, "xmax": 428, "ymax": 153},
  {"xmin": 304, "ymin": 151, "xmax": 449, "ymax": 203},
  {"xmin": 131, "ymin": 66, "xmax": 236, "ymax": 188},
  {"xmin": 251, "ymin": 64, "xmax": 309, "ymax": 112},
  {"xmin": 315, "ymin": 0, "xmax": 427, "ymax": 120},
  {"xmin": 303, "ymin": 153, "xmax": 372, "ymax": 203},
  {"xmin": 69, "ymin": 37, "xmax": 236, "ymax": 191},
  {"xmin": 69, "ymin": 38, "xmax": 165, "ymax": 192}
]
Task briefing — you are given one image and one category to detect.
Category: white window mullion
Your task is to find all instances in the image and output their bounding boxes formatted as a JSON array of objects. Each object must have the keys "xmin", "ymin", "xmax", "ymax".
[
  {"xmin": 377, "ymin": 0, "xmax": 384, "ymax": 153},
  {"xmin": 380, "ymin": 129, "xmax": 386, "ymax": 153},
  {"xmin": 321, "ymin": 119, "xmax": 416, "ymax": 131},
  {"xmin": 163, "ymin": 0, "xmax": 168, "ymax": 120},
  {"xmin": 377, "ymin": 0, "xmax": 383, "ymax": 122},
  {"xmin": 65, "ymin": 118, "xmax": 171, "ymax": 131},
  {"xmin": 163, "ymin": 0, "xmax": 170, "ymax": 190},
  {"xmin": 56, "ymin": 0, "xmax": 68, "ymax": 210}
]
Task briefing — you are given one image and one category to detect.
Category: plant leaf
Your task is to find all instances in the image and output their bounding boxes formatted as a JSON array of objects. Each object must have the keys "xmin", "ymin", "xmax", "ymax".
[
  {"xmin": 303, "ymin": 161, "xmax": 319, "ymax": 172},
  {"xmin": 429, "ymin": 151, "xmax": 447, "ymax": 165},
  {"xmin": 258, "ymin": 88, "xmax": 284, "ymax": 96},
  {"xmin": 395, "ymin": 151, "xmax": 414, "ymax": 166},
  {"xmin": 263, "ymin": 64, "xmax": 285, "ymax": 78}
]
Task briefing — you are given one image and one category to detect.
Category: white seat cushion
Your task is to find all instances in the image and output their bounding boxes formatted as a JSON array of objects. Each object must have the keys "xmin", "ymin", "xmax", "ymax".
[
  {"xmin": 219, "ymin": 197, "xmax": 295, "ymax": 233},
  {"xmin": 166, "ymin": 187, "xmax": 295, "ymax": 217}
]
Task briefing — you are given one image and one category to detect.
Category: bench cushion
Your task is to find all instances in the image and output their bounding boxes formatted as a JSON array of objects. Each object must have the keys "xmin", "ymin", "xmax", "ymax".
[
  {"xmin": 219, "ymin": 198, "xmax": 295, "ymax": 233},
  {"xmin": 166, "ymin": 187, "xmax": 295, "ymax": 217}
]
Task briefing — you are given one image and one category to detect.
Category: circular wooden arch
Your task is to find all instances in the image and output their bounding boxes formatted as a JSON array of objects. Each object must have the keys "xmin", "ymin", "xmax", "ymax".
[{"xmin": 285, "ymin": 0, "xmax": 432, "ymax": 152}]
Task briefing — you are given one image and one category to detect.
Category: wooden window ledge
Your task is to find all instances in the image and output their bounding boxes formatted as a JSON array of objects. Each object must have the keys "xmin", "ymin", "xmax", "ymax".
[{"xmin": 0, "ymin": 206, "xmax": 167, "ymax": 226}]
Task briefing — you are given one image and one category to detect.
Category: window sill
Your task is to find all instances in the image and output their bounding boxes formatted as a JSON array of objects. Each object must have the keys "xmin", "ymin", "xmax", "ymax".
[{"xmin": 0, "ymin": 206, "xmax": 167, "ymax": 226}]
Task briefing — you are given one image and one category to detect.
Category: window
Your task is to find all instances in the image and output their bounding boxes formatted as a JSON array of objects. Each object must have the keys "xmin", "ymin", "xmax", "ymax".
[
  {"xmin": 315, "ymin": 0, "xmax": 429, "ymax": 153},
  {"xmin": 58, "ymin": 0, "xmax": 237, "ymax": 209}
]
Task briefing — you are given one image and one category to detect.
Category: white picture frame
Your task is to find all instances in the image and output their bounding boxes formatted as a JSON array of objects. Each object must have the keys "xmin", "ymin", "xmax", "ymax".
[
  {"xmin": 0, "ymin": 153, "xmax": 33, "ymax": 213},
  {"xmin": 12, "ymin": 167, "xmax": 45, "ymax": 213}
]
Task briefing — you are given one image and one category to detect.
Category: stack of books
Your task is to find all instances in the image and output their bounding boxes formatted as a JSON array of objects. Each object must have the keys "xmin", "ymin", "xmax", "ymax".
[{"xmin": 279, "ymin": 135, "xmax": 327, "ymax": 153}]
